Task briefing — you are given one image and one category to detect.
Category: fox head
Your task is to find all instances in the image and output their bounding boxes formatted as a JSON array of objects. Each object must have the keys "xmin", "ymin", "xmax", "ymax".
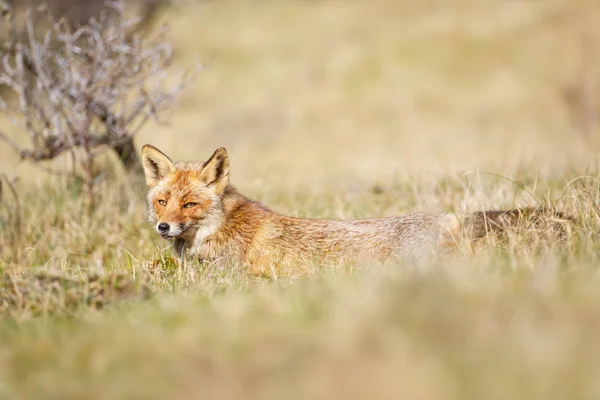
[{"xmin": 141, "ymin": 145, "xmax": 229, "ymax": 242}]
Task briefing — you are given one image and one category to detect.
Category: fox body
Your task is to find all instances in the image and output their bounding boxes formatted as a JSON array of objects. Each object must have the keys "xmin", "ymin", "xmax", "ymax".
[{"xmin": 142, "ymin": 145, "xmax": 567, "ymax": 271}]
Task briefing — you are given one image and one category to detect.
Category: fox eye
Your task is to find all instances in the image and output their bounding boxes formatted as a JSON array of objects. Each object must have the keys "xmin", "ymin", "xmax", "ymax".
[
  {"xmin": 158, "ymin": 200, "xmax": 167, "ymax": 206},
  {"xmin": 183, "ymin": 202, "xmax": 197, "ymax": 209}
]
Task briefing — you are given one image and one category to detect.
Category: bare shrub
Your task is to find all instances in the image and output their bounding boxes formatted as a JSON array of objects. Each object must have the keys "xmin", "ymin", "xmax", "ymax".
[
  {"xmin": 1, "ymin": 0, "xmax": 169, "ymax": 36},
  {"xmin": 0, "ymin": 0, "xmax": 191, "ymax": 208}
]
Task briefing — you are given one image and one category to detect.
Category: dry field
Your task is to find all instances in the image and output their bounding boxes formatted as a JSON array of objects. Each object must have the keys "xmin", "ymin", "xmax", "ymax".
[{"xmin": 1, "ymin": 0, "xmax": 600, "ymax": 398}]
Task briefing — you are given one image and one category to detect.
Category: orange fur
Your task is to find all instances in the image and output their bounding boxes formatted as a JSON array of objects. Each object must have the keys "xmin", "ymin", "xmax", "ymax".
[{"xmin": 142, "ymin": 145, "xmax": 571, "ymax": 273}]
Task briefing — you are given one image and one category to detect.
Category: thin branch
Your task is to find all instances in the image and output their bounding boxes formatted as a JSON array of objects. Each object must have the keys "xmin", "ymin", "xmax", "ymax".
[
  {"xmin": 27, "ymin": 159, "xmax": 86, "ymax": 182},
  {"xmin": 0, "ymin": 130, "xmax": 26, "ymax": 156},
  {"xmin": 0, "ymin": 173, "xmax": 22, "ymax": 244}
]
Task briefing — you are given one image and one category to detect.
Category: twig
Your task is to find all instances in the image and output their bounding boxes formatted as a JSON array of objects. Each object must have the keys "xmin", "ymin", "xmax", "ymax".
[
  {"xmin": 0, "ymin": 130, "xmax": 25, "ymax": 156},
  {"xmin": 0, "ymin": 173, "xmax": 22, "ymax": 246}
]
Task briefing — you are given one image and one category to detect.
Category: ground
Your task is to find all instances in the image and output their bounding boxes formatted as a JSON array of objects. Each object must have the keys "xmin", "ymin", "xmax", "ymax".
[{"xmin": 1, "ymin": 0, "xmax": 600, "ymax": 399}]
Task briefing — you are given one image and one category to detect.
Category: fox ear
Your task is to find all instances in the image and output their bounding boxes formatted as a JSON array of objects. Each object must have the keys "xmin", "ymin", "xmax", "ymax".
[
  {"xmin": 141, "ymin": 145, "xmax": 175, "ymax": 188},
  {"xmin": 200, "ymin": 147, "xmax": 229, "ymax": 194}
]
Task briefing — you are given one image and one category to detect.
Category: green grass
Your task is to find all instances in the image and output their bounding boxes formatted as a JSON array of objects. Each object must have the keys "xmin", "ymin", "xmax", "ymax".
[
  {"xmin": 0, "ymin": 169, "xmax": 598, "ymax": 399},
  {"xmin": 2, "ymin": 0, "xmax": 600, "ymax": 398}
]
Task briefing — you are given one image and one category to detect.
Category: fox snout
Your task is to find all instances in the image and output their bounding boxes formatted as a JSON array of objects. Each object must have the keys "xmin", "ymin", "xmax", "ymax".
[{"xmin": 155, "ymin": 222, "xmax": 185, "ymax": 240}]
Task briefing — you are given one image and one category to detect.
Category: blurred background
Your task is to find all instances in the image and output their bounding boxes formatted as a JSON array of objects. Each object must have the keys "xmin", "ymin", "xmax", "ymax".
[
  {"xmin": 1, "ymin": 0, "xmax": 599, "ymax": 194},
  {"xmin": 2, "ymin": 4, "xmax": 600, "ymax": 397}
]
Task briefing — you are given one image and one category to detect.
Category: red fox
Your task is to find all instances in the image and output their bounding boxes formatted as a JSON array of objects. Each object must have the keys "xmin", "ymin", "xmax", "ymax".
[{"xmin": 142, "ymin": 145, "xmax": 570, "ymax": 272}]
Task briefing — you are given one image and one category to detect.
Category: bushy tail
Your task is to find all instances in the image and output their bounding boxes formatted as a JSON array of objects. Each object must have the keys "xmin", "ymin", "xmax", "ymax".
[{"xmin": 462, "ymin": 207, "xmax": 573, "ymax": 240}]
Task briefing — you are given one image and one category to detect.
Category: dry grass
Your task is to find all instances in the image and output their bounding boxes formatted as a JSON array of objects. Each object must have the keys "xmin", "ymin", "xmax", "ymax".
[{"xmin": 1, "ymin": 0, "xmax": 600, "ymax": 398}]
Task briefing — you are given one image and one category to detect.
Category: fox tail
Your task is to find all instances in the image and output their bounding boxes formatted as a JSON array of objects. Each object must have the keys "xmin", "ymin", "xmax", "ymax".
[{"xmin": 462, "ymin": 207, "xmax": 573, "ymax": 240}]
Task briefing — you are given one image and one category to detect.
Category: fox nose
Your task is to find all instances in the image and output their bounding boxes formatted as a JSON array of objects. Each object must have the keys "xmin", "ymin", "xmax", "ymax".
[{"xmin": 158, "ymin": 223, "xmax": 170, "ymax": 233}]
